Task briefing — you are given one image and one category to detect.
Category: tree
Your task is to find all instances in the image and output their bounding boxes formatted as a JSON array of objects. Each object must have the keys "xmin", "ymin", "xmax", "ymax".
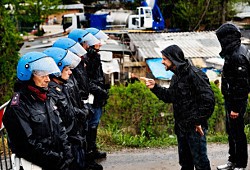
[
  {"xmin": 81, "ymin": 0, "xmax": 96, "ymax": 5},
  {"xmin": 4, "ymin": 0, "xmax": 62, "ymax": 35},
  {"xmin": 0, "ymin": 2, "xmax": 22, "ymax": 104},
  {"xmin": 162, "ymin": 0, "xmax": 242, "ymax": 31},
  {"xmin": 62, "ymin": 0, "xmax": 80, "ymax": 4}
]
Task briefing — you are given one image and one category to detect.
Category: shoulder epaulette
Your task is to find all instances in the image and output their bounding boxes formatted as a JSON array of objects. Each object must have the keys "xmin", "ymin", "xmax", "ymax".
[{"xmin": 10, "ymin": 92, "xmax": 20, "ymax": 106}]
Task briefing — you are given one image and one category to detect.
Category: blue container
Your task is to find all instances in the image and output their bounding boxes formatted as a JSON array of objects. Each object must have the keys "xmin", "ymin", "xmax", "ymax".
[{"xmin": 90, "ymin": 14, "xmax": 108, "ymax": 30}]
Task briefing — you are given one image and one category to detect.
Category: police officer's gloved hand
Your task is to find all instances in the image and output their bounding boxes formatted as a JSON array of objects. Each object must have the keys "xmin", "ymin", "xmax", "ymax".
[
  {"xmin": 105, "ymin": 84, "xmax": 111, "ymax": 90},
  {"xmin": 101, "ymin": 89, "xmax": 109, "ymax": 100},
  {"xmin": 58, "ymin": 150, "xmax": 74, "ymax": 170},
  {"xmin": 53, "ymin": 152, "xmax": 65, "ymax": 169},
  {"xmin": 59, "ymin": 157, "xmax": 74, "ymax": 170},
  {"xmin": 105, "ymin": 89, "xmax": 109, "ymax": 100},
  {"xmin": 84, "ymin": 103, "xmax": 94, "ymax": 118},
  {"xmin": 77, "ymin": 108, "xmax": 89, "ymax": 121}
]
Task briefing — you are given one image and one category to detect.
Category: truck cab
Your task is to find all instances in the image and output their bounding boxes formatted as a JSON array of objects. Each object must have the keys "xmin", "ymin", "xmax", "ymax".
[
  {"xmin": 128, "ymin": 6, "xmax": 153, "ymax": 29},
  {"xmin": 62, "ymin": 13, "xmax": 86, "ymax": 33}
]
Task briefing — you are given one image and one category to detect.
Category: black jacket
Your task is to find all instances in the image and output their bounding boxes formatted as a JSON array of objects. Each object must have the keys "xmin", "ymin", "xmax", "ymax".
[
  {"xmin": 216, "ymin": 23, "xmax": 250, "ymax": 113},
  {"xmin": 151, "ymin": 45, "xmax": 215, "ymax": 134},
  {"xmin": 86, "ymin": 48, "xmax": 108, "ymax": 108},
  {"xmin": 3, "ymin": 83, "xmax": 73, "ymax": 170},
  {"xmin": 72, "ymin": 59, "xmax": 90, "ymax": 100},
  {"xmin": 67, "ymin": 75, "xmax": 85, "ymax": 109},
  {"xmin": 49, "ymin": 81, "xmax": 88, "ymax": 142}
]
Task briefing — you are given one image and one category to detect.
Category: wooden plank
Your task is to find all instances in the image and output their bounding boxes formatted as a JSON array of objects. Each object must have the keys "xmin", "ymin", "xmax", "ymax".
[{"xmin": 123, "ymin": 62, "xmax": 146, "ymax": 67}]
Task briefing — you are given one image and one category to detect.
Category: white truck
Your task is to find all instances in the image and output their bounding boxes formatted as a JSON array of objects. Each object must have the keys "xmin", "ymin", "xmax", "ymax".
[
  {"xmin": 62, "ymin": 0, "xmax": 165, "ymax": 32},
  {"xmin": 62, "ymin": 13, "xmax": 87, "ymax": 33},
  {"xmin": 127, "ymin": 6, "xmax": 154, "ymax": 29}
]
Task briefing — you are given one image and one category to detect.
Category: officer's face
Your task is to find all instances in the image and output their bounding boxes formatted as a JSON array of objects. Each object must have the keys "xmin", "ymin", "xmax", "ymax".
[
  {"xmin": 32, "ymin": 74, "xmax": 50, "ymax": 88},
  {"xmin": 81, "ymin": 42, "xmax": 89, "ymax": 50},
  {"xmin": 94, "ymin": 43, "xmax": 102, "ymax": 50},
  {"xmin": 162, "ymin": 55, "xmax": 173, "ymax": 71},
  {"xmin": 61, "ymin": 66, "xmax": 72, "ymax": 80}
]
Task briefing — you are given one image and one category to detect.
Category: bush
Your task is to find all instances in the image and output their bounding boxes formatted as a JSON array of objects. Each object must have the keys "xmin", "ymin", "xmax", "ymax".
[
  {"xmin": 208, "ymin": 82, "xmax": 225, "ymax": 133},
  {"xmin": 100, "ymin": 81, "xmax": 250, "ymax": 147},
  {"xmin": 245, "ymin": 95, "xmax": 250, "ymax": 124},
  {"xmin": 103, "ymin": 81, "xmax": 174, "ymax": 140},
  {"xmin": 103, "ymin": 81, "xmax": 227, "ymax": 137}
]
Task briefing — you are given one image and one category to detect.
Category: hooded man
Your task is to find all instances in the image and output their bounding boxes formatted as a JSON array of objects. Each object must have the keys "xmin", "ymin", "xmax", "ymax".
[
  {"xmin": 216, "ymin": 23, "xmax": 249, "ymax": 170},
  {"xmin": 145, "ymin": 44, "xmax": 215, "ymax": 170}
]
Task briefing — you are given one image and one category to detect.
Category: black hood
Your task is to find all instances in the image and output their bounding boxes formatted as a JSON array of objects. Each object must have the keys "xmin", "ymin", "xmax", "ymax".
[
  {"xmin": 215, "ymin": 23, "xmax": 241, "ymax": 57},
  {"xmin": 161, "ymin": 45, "xmax": 189, "ymax": 74}
]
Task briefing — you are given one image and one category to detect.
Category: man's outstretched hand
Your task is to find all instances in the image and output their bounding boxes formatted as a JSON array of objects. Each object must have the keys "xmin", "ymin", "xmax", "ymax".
[{"xmin": 140, "ymin": 77, "xmax": 155, "ymax": 89}]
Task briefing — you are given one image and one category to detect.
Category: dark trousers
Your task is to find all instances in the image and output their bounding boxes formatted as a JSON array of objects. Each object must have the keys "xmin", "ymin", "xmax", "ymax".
[
  {"xmin": 87, "ymin": 107, "xmax": 102, "ymax": 151},
  {"xmin": 225, "ymin": 100, "xmax": 248, "ymax": 168},
  {"xmin": 177, "ymin": 128, "xmax": 211, "ymax": 170},
  {"xmin": 70, "ymin": 144, "xmax": 86, "ymax": 170},
  {"xmin": 88, "ymin": 107, "xmax": 102, "ymax": 128}
]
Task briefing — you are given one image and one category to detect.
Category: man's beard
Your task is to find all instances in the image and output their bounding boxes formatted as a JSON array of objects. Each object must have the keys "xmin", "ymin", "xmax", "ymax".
[{"xmin": 165, "ymin": 64, "xmax": 172, "ymax": 71}]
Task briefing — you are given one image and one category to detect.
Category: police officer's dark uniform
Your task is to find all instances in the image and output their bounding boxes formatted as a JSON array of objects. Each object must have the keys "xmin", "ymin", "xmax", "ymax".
[
  {"xmin": 44, "ymin": 47, "xmax": 102, "ymax": 170},
  {"xmin": 3, "ymin": 52, "xmax": 74, "ymax": 170},
  {"xmin": 85, "ymin": 47, "xmax": 109, "ymax": 159}
]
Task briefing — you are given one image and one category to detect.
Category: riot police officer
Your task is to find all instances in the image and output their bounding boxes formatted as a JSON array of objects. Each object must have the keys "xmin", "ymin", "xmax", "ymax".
[{"xmin": 3, "ymin": 52, "xmax": 74, "ymax": 170}]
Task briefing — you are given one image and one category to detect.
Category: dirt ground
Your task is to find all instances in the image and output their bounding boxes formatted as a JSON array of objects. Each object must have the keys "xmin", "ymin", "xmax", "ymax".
[{"xmin": 98, "ymin": 143, "xmax": 250, "ymax": 170}]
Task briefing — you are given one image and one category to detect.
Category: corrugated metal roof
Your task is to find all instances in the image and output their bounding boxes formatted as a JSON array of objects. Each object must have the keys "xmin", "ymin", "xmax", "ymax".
[
  {"xmin": 100, "ymin": 43, "xmax": 131, "ymax": 53},
  {"xmin": 57, "ymin": 4, "xmax": 84, "ymax": 10},
  {"xmin": 128, "ymin": 31, "xmax": 221, "ymax": 60}
]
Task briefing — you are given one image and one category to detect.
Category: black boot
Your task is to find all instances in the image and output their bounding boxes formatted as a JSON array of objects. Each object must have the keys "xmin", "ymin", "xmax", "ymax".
[
  {"xmin": 86, "ymin": 161, "xmax": 103, "ymax": 170},
  {"xmin": 88, "ymin": 127, "xmax": 107, "ymax": 159},
  {"xmin": 86, "ymin": 151, "xmax": 103, "ymax": 170},
  {"xmin": 93, "ymin": 149, "xmax": 106, "ymax": 160}
]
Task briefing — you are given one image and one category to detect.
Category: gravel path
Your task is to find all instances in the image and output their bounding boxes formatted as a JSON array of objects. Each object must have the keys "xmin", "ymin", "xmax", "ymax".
[{"xmin": 98, "ymin": 144, "xmax": 250, "ymax": 170}]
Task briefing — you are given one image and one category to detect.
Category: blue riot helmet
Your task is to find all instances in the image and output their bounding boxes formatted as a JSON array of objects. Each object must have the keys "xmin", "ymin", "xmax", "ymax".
[
  {"xmin": 68, "ymin": 29, "xmax": 100, "ymax": 46},
  {"xmin": 17, "ymin": 51, "xmax": 61, "ymax": 81},
  {"xmin": 43, "ymin": 47, "xmax": 81, "ymax": 72},
  {"xmin": 52, "ymin": 37, "xmax": 87, "ymax": 56},
  {"xmin": 85, "ymin": 27, "xmax": 109, "ymax": 41}
]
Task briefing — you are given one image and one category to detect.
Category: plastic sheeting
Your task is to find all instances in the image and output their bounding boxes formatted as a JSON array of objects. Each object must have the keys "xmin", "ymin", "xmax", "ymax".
[
  {"xmin": 99, "ymin": 51, "xmax": 120, "ymax": 74},
  {"xmin": 206, "ymin": 57, "xmax": 224, "ymax": 66},
  {"xmin": 99, "ymin": 51, "xmax": 113, "ymax": 61},
  {"xmin": 146, "ymin": 58, "xmax": 174, "ymax": 80},
  {"xmin": 101, "ymin": 59, "xmax": 120, "ymax": 74}
]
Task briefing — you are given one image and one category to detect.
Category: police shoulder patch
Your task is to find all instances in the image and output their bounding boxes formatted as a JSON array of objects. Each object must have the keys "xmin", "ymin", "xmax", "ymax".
[
  {"xmin": 11, "ymin": 92, "xmax": 20, "ymax": 106},
  {"xmin": 55, "ymin": 87, "xmax": 61, "ymax": 92}
]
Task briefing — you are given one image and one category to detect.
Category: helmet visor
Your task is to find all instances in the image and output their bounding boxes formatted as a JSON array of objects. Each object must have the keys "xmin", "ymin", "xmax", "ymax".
[
  {"xmin": 95, "ymin": 30, "xmax": 109, "ymax": 40},
  {"xmin": 68, "ymin": 42, "xmax": 87, "ymax": 56},
  {"xmin": 82, "ymin": 33, "xmax": 100, "ymax": 46},
  {"xmin": 30, "ymin": 57, "xmax": 61, "ymax": 77},
  {"xmin": 62, "ymin": 50, "xmax": 81, "ymax": 69}
]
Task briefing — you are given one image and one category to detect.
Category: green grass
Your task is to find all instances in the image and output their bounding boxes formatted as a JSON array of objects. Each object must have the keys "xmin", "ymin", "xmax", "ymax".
[
  {"xmin": 207, "ymin": 133, "xmax": 228, "ymax": 143},
  {"xmin": 97, "ymin": 127, "xmax": 177, "ymax": 151},
  {"xmin": 97, "ymin": 126, "xmax": 249, "ymax": 151}
]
